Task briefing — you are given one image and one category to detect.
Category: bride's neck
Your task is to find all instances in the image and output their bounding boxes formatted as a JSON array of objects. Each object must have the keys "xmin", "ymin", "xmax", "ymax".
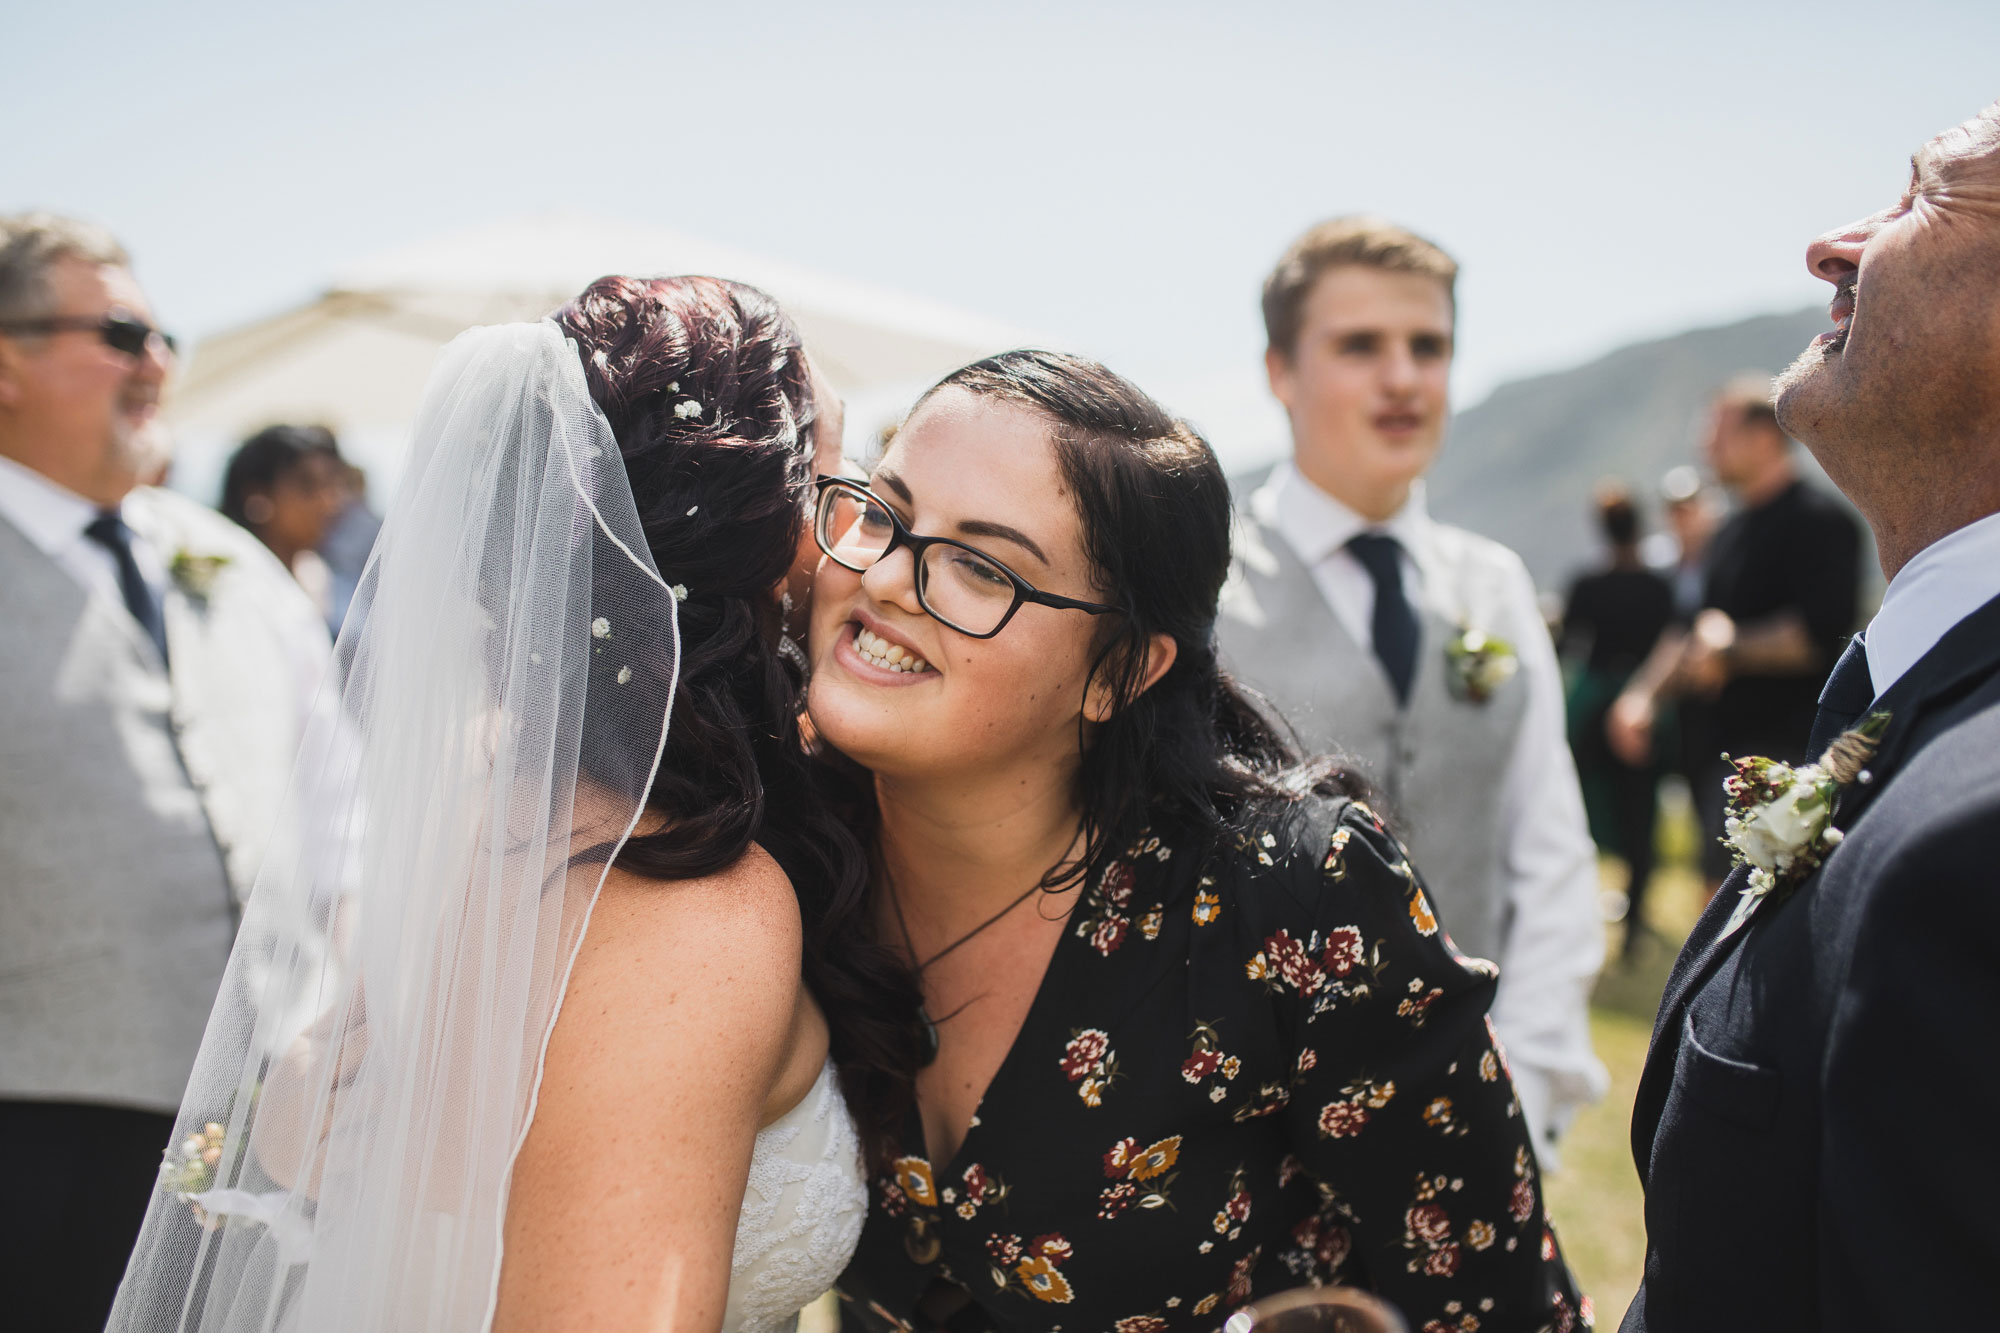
[{"xmin": 874, "ymin": 761, "xmax": 1083, "ymax": 938}]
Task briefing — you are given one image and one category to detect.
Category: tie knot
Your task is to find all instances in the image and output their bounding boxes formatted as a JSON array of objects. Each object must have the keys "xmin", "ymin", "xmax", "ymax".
[
  {"xmin": 1819, "ymin": 635, "xmax": 1875, "ymax": 715},
  {"xmin": 84, "ymin": 509, "xmax": 133, "ymax": 550},
  {"xmin": 1346, "ymin": 531, "xmax": 1403, "ymax": 583}
]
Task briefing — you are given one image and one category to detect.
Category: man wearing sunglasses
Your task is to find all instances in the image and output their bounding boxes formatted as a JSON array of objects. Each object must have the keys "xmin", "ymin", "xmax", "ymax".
[{"xmin": 0, "ymin": 213, "xmax": 333, "ymax": 1332}]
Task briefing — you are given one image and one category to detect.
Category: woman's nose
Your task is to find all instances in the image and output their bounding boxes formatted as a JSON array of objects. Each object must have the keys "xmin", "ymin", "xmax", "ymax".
[{"xmin": 859, "ymin": 546, "xmax": 925, "ymax": 616}]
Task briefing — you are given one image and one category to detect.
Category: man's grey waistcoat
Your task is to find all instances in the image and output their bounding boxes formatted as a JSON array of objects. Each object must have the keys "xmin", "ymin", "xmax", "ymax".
[
  {"xmin": 0, "ymin": 490, "xmax": 326, "ymax": 1112},
  {"xmin": 1217, "ymin": 503, "xmax": 1528, "ymax": 964}
]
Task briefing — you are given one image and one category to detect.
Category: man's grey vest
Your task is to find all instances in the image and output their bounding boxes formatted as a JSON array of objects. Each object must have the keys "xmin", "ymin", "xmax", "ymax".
[
  {"xmin": 1217, "ymin": 503, "xmax": 1528, "ymax": 964},
  {"xmin": 0, "ymin": 493, "xmax": 324, "ymax": 1112}
]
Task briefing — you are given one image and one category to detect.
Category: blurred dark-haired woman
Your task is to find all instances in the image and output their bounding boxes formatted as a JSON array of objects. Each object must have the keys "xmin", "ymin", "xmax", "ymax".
[
  {"xmin": 810, "ymin": 351, "xmax": 1587, "ymax": 1333},
  {"xmin": 1559, "ymin": 484, "xmax": 1675, "ymax": 957},
  {"xmin": 219, "ymin": 424, "xmax": 346, "ymax": 619}
]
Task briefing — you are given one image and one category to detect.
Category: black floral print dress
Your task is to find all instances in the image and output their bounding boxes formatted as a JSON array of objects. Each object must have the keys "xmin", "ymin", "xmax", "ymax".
[{"xmin": 836, "ymin": 797, "xmax": 1589, "ymax": 1333}]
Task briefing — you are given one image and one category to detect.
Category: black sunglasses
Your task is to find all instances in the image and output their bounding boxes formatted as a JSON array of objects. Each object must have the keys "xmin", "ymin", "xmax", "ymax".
[
  {"xmin": 813, "ymin": 476, "xmax": 1123, "ymax": 639},
  {"xmin": 0, "ymin": 307, "xmax": 178, "ymax": 359}
]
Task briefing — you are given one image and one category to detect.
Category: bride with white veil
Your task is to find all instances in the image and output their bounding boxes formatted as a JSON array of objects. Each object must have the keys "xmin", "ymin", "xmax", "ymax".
[{"xmin": 110, "ymin": 278, "xmax": 925, "ymax": 1332}]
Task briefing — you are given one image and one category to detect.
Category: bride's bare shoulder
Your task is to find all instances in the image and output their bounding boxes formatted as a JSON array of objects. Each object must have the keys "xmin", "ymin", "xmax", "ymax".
[
  {"xmin": 503, "ymin": 845, "xmax": 807, "ymax": 1330},
  {"xmin": 556, "ymin": 844, "xmax": 803, "ymax": 1054},
  {"xmin": 588, "ymin": 841, "xmax": 801, "ymax": 953}
]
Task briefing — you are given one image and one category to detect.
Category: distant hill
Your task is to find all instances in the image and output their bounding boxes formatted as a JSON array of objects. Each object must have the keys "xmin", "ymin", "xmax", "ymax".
[{"xmin": 1426, "ymin": 306, "xmax": 1869, "ymax": 592}]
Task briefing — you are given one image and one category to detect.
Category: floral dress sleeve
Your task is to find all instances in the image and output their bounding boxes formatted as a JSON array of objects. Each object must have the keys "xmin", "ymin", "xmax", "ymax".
[{"xmin": 1270, "ymin": 800, "xmax": 1588, "ymax": 1333}]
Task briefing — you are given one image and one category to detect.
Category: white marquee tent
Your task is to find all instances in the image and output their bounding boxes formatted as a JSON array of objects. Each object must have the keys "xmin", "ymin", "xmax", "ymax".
[{"xmin": 164, "ymin": 213, "xmax": 1040, "ymax": 504}]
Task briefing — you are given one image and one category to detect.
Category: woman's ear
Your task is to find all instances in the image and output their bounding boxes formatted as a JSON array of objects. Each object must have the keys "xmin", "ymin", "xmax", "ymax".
[{"xmin": 1083, "ymin": 631, "xmax": 1178, "ymax": 724}]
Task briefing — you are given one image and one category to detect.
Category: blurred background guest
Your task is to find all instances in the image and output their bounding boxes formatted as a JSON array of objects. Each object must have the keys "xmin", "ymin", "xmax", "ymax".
[
  {"xmin": 1559, "ymin": 483, "xmax": 1674, "ymax": 956},
  {"xmin": 0, "ymin": 213, "xmax": 330, "ymax": 1333},
  {"xmin": 1648, "ymin": 467, "xmax": 1723, "ymax": 925},
  {"xmin": 317, "ymin": 455, "xmax": 380, "ymax": 636},
  {"xmin": 1220, "ymin": 216, "xmax": 1606, "ymax": 1166},
  {"xmin": 218, "ymin": 423, "xmax": 346, "ymax": 632},
  {"xmin": 1645, "ymin": 465, "xmax": 1721, "ymax": 622},
  {"xmin": 1609, "ymin": 375, "xmax": 1863, "ymax": 899}
]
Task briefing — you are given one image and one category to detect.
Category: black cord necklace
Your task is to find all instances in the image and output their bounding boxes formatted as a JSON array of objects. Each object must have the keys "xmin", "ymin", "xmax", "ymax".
[{"xmin": 884, "ymin": 871, "xmax": 1046, "ymax": 1068}]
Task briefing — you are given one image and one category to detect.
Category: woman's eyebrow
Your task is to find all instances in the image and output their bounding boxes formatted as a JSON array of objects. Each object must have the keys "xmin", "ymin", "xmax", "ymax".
[
  {"xmin": 874, "ymin": 469, "xmax": 915, "ymax": 504},
  {"xmin": 872, "ymin": 467, "xmax": 1050, "ymax": 565},
  {"xmin": 958, "ymin": 519, "xmax": 1049, "ymax": 566}
]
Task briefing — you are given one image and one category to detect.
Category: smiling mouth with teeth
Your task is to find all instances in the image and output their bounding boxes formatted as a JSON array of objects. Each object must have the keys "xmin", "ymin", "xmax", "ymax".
[{"xmin": 855, "ymin": 625, "xmax": 933, "ymax": 674}]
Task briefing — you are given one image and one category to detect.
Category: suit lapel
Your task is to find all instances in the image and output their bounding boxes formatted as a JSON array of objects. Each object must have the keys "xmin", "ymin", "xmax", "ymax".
[
  {"xmin": 1826, "ymin": 590, "xmax": 2000, "ymax": 830},
  {"xmin": 1629, "ymin": 865, "xmax": 1753, "ymax": 1174},
  {"xmin": 1631, "ymin": 588, "xmax": 2000, "ymax": 1178}
]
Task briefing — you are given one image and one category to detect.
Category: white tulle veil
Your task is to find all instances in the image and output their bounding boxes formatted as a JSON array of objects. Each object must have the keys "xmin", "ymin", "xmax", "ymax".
[{"xmin": 110, "ymin": 321, "xmax": 682, "ymax": 1331}]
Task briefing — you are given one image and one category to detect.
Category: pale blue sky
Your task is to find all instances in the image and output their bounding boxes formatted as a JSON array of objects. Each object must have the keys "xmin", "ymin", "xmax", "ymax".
[{"xmin": 7, "ymin": 0, "xmax": 1998, "ymax": 461}]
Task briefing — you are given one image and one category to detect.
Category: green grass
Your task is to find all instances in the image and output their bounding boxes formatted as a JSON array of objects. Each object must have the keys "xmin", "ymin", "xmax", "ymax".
[
  {"xmin": 1544, "ymin": 1000, "xmax": 1654, "ymax": 1326},
  {"xmin": 1542, "ymin": 799, "xmax": 1711, "ymax": 1329}
]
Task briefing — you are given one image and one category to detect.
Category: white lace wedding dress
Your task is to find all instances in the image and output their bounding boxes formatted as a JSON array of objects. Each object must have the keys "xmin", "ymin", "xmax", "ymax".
[{"xmin": 724, "ymin": 1059, "xmax": 869, "ymax": 1333}]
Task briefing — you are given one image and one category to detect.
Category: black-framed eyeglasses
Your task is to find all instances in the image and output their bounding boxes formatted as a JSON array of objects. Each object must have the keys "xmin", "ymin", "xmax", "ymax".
[
  {"xmin": 0, "ymin": 307, "xmax": 178, "ymax": 359},
  {"xmin": 813, "ymin": 476, "xmax": 1122, "ymax": 638}
]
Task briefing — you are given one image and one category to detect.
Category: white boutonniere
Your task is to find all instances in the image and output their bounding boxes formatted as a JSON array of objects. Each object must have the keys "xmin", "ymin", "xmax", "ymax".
[
  {"xmin": 157, "ymin": 1111, "xmax": 311, "ymax": 1259},
  {"xmin": 170, "ymin": 549, "xmax": 231, "ymax": 602},
  {"xmin": 1444, "ymin": 626, "xmax": 1517, "ymax": 703},
  {"xmin": 1718, "ymin": 711, "xmax": 1891, "ymax": 938},
  {"xmin": 158, "ymin": 1120, "xmax": 231, "ymax": 1228}
]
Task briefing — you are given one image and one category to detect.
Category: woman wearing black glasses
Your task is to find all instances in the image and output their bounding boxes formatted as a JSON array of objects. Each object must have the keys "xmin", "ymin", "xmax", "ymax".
[{"xmin": 809, "ymin": 351, "xmax": 1587, "ymax": 1333}]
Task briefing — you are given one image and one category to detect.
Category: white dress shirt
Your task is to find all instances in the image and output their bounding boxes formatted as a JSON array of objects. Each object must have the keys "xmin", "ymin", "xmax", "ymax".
[
  {"xmin": 1264, "ymin": 462, "xmax": 1608, "ymax": 1161},
  {"xmin": 0, "ymin": 451, "xmax": 168, "ymax": 615},
  {"xmin": 0, "ymin": 451, "xmax": 327, "ymax": 738},
  {"xmin": 1864, "ymin": 509, "xmax": 2000, "ymax": 700}
]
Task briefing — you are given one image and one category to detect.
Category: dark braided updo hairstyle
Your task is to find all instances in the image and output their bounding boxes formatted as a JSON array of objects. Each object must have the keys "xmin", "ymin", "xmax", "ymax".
[{"xmin": 553, "ymin": 275, "xmax": 924, "ymax": 1156}]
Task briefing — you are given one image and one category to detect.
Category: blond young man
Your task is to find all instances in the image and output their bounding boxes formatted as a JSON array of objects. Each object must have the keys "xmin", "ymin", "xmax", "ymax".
[{"xmin": 1217, "ymin": 217, "xmax": 1605, "ymax": 1165}]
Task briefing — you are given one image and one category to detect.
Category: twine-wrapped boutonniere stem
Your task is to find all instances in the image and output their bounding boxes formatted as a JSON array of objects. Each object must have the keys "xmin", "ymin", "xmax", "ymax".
[{"xmin": 1718, "ymin": 710, "xmax": 1891, "ymax": 938}]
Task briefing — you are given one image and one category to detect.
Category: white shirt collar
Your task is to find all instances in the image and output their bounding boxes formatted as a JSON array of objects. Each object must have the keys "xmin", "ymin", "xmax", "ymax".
[
  {"xmin": 0, "ymin": 451, "xmax": 105, "ymax": 555},
  {"xmin": 1865, "ymin": 509, "xmax": 2000, "ymax": 698},
  {"xmin": 1257, "ymin": 459, "xmax": 1433, "ymax": 569}
]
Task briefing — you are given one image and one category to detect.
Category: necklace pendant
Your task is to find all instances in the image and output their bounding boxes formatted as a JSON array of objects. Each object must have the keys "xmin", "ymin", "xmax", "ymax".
[{"xmin": 917, "ymin": 1005, "xmax": 940, "ymax": 1067}]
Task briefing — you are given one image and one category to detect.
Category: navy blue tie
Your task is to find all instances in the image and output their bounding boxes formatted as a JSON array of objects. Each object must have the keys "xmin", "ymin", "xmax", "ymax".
[
  {"xmin": 1805, "ymin": 635, "xmax": 1872, "ymax": 757},
  {"xmin": 1347, "ymin": 531, "xmax": 1419, "ymax": 706},
  {"xmin": 84, "ymin": 509, "xmax": 169, "ymax": 666}
]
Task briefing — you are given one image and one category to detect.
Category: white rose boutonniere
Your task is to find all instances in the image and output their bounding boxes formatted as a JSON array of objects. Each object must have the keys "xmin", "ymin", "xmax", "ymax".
[
  {"xmin": 1444, "ymin": 626, "xmax": 1517, "ymax": 704},
  {"xmin": 1718, "ymin": 710, "xmax": 1891, "ymax": 937},
  {"xmin": 170, "ymin": 549, "xmax": 231, "ymax": 603}
]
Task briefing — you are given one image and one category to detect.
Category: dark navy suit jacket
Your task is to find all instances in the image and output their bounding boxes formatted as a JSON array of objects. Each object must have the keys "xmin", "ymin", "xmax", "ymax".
[{"xmin": 1623, "ymin": 592, "xmax": 2000, "ymax": 1332}]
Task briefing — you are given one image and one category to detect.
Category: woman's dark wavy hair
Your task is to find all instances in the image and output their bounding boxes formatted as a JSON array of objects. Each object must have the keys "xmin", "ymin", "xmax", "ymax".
[
  {"xmin": 910, "ymin": 349, "xmax": 1362, "ymax": 895},
  {"xmin": 220, "ymin": 423, "xmax": 340, "ymax": 529},
  {"xmin": 552, "ymin": 275, "xmax": 924, "ymax": 1158}
]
